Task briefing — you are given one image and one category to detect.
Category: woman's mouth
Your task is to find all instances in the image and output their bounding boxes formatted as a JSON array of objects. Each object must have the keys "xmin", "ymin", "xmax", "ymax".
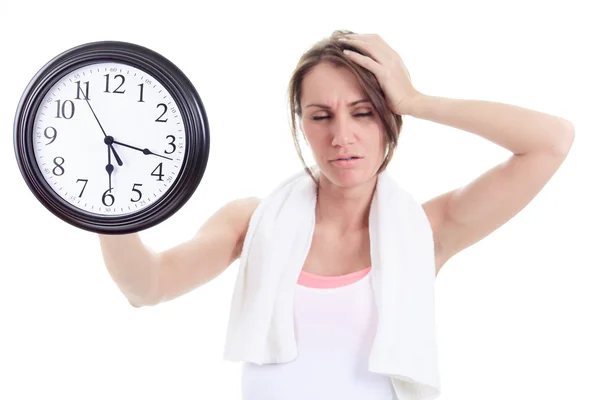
[{"xmin": 331, "ymin": 156, "xmax": 362, "ymax": 168}]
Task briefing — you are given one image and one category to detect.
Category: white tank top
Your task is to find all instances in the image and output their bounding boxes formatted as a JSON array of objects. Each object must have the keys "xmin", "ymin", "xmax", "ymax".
[{"xmin": 240, "ymin": 268, "xmax": 396, "ymax": 399}]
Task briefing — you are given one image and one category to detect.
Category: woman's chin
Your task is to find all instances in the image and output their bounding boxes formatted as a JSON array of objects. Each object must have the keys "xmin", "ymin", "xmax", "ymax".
[{"xmin": 320, "ymin": 166, "xmax": 375, "ymax": 189}]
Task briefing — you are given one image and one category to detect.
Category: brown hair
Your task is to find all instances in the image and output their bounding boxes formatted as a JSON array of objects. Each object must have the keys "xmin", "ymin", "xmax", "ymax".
[{"xmin": 287, "ymin": 29, "xmax": 404, "ymax": 184}]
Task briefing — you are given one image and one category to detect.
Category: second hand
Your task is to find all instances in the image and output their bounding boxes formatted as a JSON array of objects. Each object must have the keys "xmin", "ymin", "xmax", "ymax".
[{"xmin": 78, "ymin": 86, "xmax": 123, "ymax": 166}]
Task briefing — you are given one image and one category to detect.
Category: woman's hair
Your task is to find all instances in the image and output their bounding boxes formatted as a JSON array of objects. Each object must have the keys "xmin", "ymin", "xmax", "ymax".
[{"xmin": 287, "ymin": 29, "xmax": 404, "ymax": 184}]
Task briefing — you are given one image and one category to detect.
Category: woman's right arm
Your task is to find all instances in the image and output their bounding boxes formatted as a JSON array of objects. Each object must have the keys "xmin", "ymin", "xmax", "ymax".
[{"xmin": 98, "ymin": 197, "xmax": 261, "ymax": 307}]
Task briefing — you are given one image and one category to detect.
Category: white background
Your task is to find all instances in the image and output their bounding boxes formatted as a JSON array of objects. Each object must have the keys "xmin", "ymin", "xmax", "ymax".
[{"xmin": 1, "ymin": 1, "xmax": 598, "ymax": 399}]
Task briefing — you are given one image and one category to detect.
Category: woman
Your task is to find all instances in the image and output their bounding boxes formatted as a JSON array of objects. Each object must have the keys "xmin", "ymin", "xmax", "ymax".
[{"xmin": 98, "ymin": 30, "xmax": 575, "ymax": 398}]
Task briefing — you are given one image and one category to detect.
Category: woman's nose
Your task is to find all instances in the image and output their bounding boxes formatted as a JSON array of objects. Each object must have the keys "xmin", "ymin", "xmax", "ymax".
[{"xmin": 330, "ymin": 114, "xmax": 356, "ymax": 146}]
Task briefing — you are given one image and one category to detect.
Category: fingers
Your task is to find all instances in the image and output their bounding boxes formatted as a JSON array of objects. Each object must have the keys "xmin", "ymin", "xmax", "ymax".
[
  {"xmin": 344, "ymin": 33, "xmax": 382, "ymax": 41},
  {"xmin": 343, "ymin": 49, "xmax": 382, "ymax": 75},
  {"xmin": 339, "ymin": 34, "xmax": 386, "ymax": 64},
  {"xmin": 342, "ymin": 33, "xmax": 386, "ymax": 49}
]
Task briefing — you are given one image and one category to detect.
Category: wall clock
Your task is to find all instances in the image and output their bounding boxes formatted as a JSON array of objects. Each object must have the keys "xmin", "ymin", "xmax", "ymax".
[{"xmin": 14, "ymin": 41, "xmax": 210, "ymax": 234}]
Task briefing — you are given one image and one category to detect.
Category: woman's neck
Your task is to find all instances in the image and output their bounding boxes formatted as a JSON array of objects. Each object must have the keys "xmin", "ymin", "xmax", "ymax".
[{"xmin": 314, "ymin": 174, "xmax": 377, "ymax": 235}]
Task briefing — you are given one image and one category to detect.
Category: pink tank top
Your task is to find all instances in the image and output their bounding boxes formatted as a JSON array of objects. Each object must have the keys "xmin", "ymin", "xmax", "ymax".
[{"xmin": 297, "ymin": 266, "xmax": 372, "ymax": 288}]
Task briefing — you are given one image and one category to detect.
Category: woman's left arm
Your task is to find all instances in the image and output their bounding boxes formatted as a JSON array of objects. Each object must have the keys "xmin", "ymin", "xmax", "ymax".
[
  {"xmin": 412, "ymin": 95, "xmax": 575, "ymax": 274},
  {"xmin": 341, "ymin": 33, "xmax": 576, "ymax": 275}
]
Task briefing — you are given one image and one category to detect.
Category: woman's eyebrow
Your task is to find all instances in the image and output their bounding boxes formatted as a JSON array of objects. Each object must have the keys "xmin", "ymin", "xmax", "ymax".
[{"xmin": 305, "ymin": 99, "xmax": 371, "ymax": 109}]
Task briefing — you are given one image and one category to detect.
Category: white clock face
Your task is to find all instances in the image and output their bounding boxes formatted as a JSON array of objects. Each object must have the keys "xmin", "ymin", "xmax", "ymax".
[{"xmin": 32, "ymin": 61, "xmax": 187, "ymax": 216}]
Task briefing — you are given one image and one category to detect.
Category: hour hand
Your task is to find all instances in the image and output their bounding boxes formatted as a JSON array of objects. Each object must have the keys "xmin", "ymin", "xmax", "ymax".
[
  {"xmin": 109, "ymin": 144, "xmax": 123, "ymax": 166},
  {"xmin": 112, "ymin": 139, "xmax": 173, "ymax": 161},
  {"xmin": 103, "ymin": 137, "xmax": 123, "ymax": 166}
]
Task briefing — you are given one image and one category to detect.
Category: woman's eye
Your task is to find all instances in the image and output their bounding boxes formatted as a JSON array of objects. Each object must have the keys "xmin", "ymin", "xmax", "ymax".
[{"xmin": 311, "ymin": 111, "xmax": 373, "ymax": 121}]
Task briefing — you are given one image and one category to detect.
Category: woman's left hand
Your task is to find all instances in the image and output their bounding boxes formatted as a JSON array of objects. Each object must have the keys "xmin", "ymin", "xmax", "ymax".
[{"xmin": 340, "ymin": 33, "xmax": 422, "ymax": 116}]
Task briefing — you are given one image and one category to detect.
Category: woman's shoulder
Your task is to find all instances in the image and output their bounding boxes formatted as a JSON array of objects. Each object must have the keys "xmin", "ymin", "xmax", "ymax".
[
  {"xmin": 227, "ymin": 196, "xmax": 262, "ymax": 216},
  {"xmin": 223, "ymin": 196, "xmax": 262, "ymax": 232}
]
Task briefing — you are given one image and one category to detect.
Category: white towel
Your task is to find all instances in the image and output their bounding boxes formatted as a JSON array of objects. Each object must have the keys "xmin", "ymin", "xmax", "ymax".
[{"xmin": 223, "ymin": 169, "xmax": 441, "ymax": 400}]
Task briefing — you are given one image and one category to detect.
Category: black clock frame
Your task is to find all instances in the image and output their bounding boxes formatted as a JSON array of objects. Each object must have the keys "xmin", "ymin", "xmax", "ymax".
[{"xmin": 13, "ymin": 41, "xmax": 210, "ymax": 235}]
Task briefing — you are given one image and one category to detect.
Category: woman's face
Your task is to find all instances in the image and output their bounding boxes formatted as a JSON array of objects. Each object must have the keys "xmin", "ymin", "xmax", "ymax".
[{"xmin": 300, "ymin": 62, "xmax": 386, "ymax": 189}]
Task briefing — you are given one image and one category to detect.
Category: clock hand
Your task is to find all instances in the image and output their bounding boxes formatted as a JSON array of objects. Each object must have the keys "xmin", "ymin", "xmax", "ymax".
[
  {"xmin": 77, "ymin": 86, "xmax": 123, "ymax": 165},
  {"xmin": 112, "ymin": 144, "xmax": 123, "ymax": 166},
  {"xmin": 112, "ymin": 139, "xmax": 173, "ymax": 161},
  {"xmin": 106, "ymin": 145, "xmax": 114, "ymax": 193},
  {"xmin": 104, "ymin": 137, "xmax": 124, "ymax": 166}
]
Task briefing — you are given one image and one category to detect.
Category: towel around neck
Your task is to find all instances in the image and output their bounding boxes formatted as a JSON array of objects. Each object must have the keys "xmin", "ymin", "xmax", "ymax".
[{"xmin": 223, "ymin": 169, "xmax": 441, "ymax": 400}]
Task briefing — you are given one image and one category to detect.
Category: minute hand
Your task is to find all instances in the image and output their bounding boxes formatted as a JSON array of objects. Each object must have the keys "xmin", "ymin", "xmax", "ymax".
[{"xmin": 112, "ymin": 140, "xmax": 173, "ymax": 161}]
